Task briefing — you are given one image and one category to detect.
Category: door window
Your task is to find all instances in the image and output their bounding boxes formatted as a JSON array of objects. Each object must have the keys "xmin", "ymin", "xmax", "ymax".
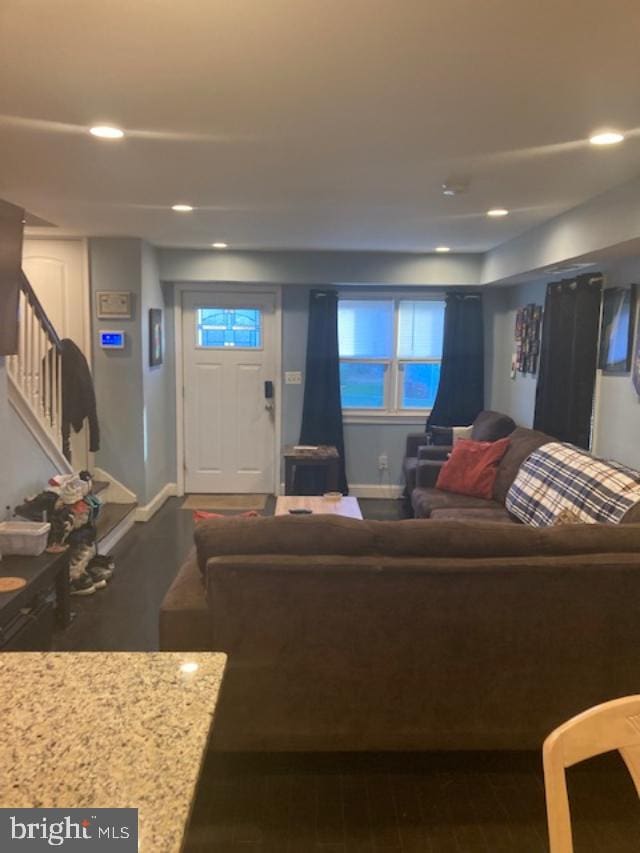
[{"xmin": 196, "ymin": 307, "xmax": 262, "ymax": 349}]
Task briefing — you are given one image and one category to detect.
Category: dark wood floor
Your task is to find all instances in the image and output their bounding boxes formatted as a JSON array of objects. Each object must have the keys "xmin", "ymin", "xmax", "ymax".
[
  {"xmin": 54, "ymin": 496, "xmax": 640, "ymax": 851},
  {"xmin": 185, "ymin": 751, "xmax": 640, "ymax": 853}
]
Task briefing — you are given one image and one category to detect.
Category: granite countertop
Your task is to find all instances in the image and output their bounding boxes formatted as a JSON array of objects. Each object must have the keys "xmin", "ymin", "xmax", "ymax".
[{"xmin": 0, "ymin": 652, "xmax": 226, "ymax": 852}]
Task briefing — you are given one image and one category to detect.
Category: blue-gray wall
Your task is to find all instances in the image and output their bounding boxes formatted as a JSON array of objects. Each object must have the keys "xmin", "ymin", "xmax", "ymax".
[
  {"xmin": 591, "ymin": 256, "xmax": 640, "ymax": 470},
  {"xmin": 160, "ymin": 249, "xmax": 482, "ymax": 287},
  {"xmin": 485, "ymin": 260, "xmax": 640, "ymax": 470},
  {"xmin": 162, "ymin": 249, "xmax": 474, "ymax": 491},
  {"xmin": 484, "ymin": 280, "xmax": 546, "ymax": 429},
  {"xmin": 141, "ymin": 243, "xmax": 176, "ymax": 501},
  {"xmin": 0, "ymin": 358, "xmax": 58, "ymax": 514},
  {"xmin": 90, "ymin": 238, "xmax": 146, "ymax": 498},
  {"xmin": 90, "ymin": 238, "xmax": 176, "ymax": 504}
]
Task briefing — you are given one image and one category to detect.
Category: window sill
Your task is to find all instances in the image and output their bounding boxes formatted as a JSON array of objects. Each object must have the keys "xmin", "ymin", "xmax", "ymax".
[{"xmin": 343, "ymin": 411, "xmax": 430, "ymax": 426}]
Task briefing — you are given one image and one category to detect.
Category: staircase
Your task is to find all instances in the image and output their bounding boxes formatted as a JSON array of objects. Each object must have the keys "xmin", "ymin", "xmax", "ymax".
[
  {"xmin": 6, "ymin": 272, "xmax": 69, "ymax": 473},
  {"xmin": 6, "ymin": 272, "xmax": 137, "ymax": 552}
]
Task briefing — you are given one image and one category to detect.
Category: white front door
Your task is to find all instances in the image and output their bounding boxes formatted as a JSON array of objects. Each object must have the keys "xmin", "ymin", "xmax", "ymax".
[
  {"xmin": 182, "ymin": 290, "xmax": 277, "ymax": 494},
  {"xmin": 22, "ymin": 239, "xmax": 91, "ymax": 470}
]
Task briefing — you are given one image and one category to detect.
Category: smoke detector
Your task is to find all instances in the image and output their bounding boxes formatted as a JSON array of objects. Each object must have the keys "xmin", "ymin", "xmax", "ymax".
[{"xmin": 442, "ymin": 178, "xmax": 469, "ymax": 197}]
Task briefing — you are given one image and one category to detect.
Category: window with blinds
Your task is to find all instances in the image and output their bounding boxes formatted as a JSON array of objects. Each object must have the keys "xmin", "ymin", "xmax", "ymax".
[{"xmin": 338, "ymin": 297, "xmax": 445, "ymax": 412}]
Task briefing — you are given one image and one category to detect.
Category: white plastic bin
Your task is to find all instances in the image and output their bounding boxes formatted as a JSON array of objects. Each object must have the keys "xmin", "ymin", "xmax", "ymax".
[{"xmin": 0, "ymin": 522, "xmax": 51, "ymax": 557}]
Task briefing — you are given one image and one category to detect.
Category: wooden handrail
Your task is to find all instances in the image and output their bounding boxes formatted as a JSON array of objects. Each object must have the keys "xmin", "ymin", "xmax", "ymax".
[{"xmin": 19, "ymin": 270, "xmax": 62, "ymax": 351}]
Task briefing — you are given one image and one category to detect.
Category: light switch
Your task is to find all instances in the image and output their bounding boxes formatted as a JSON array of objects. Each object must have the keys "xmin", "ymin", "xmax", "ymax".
[{"xmin": 285, "ymin": 371, "xmax": 302, "ymax": 385}]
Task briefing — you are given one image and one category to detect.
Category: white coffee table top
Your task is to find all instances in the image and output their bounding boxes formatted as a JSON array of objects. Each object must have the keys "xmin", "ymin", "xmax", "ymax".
[{"xmin": 275, "ymin": 495, "xmax": 363, "ymax": 519}]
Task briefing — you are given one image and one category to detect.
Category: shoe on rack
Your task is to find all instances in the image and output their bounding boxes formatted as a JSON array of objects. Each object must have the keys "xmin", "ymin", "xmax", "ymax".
[
  {"xmin": 87, "ymin": 562, "xmax": 111, "ymax": 590},
  {"xmin": 70, "ymin": 573, "xmax": 96, "ymax": 596},
  {"xmin": 91, "ymin": 554, "xmax": 115, "ymax": 579}
]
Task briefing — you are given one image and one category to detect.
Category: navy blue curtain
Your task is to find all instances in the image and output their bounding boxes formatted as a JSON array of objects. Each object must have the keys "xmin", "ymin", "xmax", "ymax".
[
  {"xmin": 297, "ymin": 289, "xmax": 348, "ymax": 494},
  {"xmin": 534, "ymin": 274, "xmax": 602, "ymax": 448},
  {"xmin": 427, "ymin": 291, "xmax": 484, "ymax": 428}
]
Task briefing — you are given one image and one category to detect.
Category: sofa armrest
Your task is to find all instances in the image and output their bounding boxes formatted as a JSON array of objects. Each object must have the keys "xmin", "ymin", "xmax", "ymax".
[
  {"xmin": 418, "ymin": 445, "xmax": 451, "ymax": 461},
  {"xmin": 415, "ymin": 459, "xmax": 444, "ymax": 488},
  {"xmin": 405, "ymin": 432, "xmax": 429, "ymax": 458}
]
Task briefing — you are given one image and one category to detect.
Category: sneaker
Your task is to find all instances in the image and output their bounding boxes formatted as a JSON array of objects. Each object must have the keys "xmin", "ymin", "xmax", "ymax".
[
  {"xmin": 87, "ymin": 562, "xmax": 110, "ymax": 590},
  {"xmin": 70, "ymin": 573, "xmax": 96, "ymax": 596},
  {"xmin": 90, "ymin": 554, "xmax": 114, "ymax": 580}
]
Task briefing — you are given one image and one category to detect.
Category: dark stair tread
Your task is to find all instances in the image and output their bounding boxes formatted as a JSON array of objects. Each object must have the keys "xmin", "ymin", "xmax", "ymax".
[
  {"xmin": 96, "ymin": 502, "xmax": 137, "ymax": 543},
  {"xmin": 93, "ymin": 480, "xmax": 109, "ymax": 496}
]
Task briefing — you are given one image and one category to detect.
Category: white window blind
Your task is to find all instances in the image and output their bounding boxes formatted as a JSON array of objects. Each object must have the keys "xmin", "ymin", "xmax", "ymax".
[
  {"xmin": 397, "ymin": 300, "xmax": 445, "ymax": 359},
  {"xmin": 338, "ymin": 300, "xmax": 393, "ymax": 358}
]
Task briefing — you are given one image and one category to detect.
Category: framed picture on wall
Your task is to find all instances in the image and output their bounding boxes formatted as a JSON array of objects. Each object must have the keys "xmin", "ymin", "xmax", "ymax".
[
  {"xmin": 149, "ymin": 308, "xmax": 163, "ymax": 367},
  {"xmin": 599, "ymin": 285, "xmax": 636, "ymax": 374}
]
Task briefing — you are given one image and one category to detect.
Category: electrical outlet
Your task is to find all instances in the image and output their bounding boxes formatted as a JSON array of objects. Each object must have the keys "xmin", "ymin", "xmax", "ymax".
[
  {"xmin": 285, "ymin": 371, "xmax": 302, "ymax": 385},
  {"xmin": 378, "ymin": 453, "xmax": 389, "ymax": 470}
]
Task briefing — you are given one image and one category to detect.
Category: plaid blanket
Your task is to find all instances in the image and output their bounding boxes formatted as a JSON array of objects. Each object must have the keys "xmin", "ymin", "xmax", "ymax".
[{"xmin": 505, "ymin": 442, "xmax": 640, "ymax": 526}]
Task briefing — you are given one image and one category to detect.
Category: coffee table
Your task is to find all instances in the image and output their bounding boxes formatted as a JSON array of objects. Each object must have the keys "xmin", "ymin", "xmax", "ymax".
[{"xmin": 275, "ymin": 495, "xmax": 363, "ymax": 519}]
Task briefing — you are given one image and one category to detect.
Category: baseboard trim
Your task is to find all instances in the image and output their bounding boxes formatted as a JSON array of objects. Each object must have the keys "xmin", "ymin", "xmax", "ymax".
[
  {"xmin": 278, "ymin": 482, "xmax": 403, "ymax": 500},
  {"xmin": 134, "ymin": 483, "xmax": 178, "ymax": 522},
  {"xmin": 97, "ymin": 508, "xmax": 136, "ymax": 553}
]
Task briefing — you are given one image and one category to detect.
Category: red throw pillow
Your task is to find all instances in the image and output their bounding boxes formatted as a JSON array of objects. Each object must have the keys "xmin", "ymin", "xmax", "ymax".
[{"xmin": 436, "ymin": 437, "xmax": 511, "ymax": 500}]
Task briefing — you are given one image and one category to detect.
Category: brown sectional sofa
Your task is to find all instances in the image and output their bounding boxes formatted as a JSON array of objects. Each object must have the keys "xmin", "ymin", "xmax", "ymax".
[
  {"xmin": 413, "ymin": 425, "xmax": 562, "ymax": 521},
  {"xmin": 160, "ymin": 513, "xmax": 640, "ymax": 752}
]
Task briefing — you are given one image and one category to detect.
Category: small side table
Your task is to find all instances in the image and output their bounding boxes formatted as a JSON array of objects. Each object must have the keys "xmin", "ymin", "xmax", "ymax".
[{"xmin": 283, "ymin": 445, "xmax": 340, "ymax": 495}]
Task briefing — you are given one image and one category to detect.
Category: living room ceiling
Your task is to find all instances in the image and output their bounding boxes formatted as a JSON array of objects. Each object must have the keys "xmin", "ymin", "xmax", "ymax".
[{"xmin": 1, "ymin": 0, "xmax": 640, "ymax": 253}]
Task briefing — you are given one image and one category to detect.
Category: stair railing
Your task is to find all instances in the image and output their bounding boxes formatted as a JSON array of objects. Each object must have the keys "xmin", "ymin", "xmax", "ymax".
[{"xmin": 6, "ymin": 272, "xmax": 64, "ymax": 451}]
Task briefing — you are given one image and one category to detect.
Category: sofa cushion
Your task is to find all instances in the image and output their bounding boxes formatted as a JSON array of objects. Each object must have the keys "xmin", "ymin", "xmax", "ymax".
[
  {"xmin": 194, "ymin": 513, "xmax": 377, "ymax": 574},
  {"xmin": 470, "ymin": 410, "xmax": 516, "ymax": 442},
  {"xmin": 493, "ymin": 426, "xmax": 552, "ymax": 504},
  {"xmin": 360, "ymin": 519, "xmax": 640, "ymax": 559},
  {"xmin": 412, "ymin": 486, "xmax": 502, "ymax": 518},
  {"xmin": 436, "ymin": 437, "xmax": 511, "ymax": 500},
  {"xmin": 430, "ymin": 507, "xmax": 516, "ymax": 524}
]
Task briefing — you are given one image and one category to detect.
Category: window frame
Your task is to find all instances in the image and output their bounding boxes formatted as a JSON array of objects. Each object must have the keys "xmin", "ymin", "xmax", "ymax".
[{"xmin": 338, "ymin": 293, "xmax": 444, "ymax": 423}]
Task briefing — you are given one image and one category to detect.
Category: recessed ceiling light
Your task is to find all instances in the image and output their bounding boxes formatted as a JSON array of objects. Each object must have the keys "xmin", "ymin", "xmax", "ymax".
[
  {"xmin": 435, "ymin": 246, "xmax": 451, "ymax": 253},
  {"xmin": 487, "ymin": 208, "xmax": 509, "ymax": 217},
  {"xmin": 589, "ymin": 130, "xmax": 625, "ymax": 146},
  {"xmin": 212, "ymin": 242, "xmax": 228, "ymax": 249},
  {"xmin": 89, "ymin": 125, "xmax": 124, "ymax": 139},
  {"xmin": 171, "ymin": 204, "xmax": 194, "ymax": 212}
]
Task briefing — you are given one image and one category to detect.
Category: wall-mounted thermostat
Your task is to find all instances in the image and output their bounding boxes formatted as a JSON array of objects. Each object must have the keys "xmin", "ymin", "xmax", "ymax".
[
  {"xmin": 99, "ymin": 330, "xmax": 125, "ymax": 349},
  {"xmin": 96, "ymin": 291, "xmax": 132, "ymax": 319}
]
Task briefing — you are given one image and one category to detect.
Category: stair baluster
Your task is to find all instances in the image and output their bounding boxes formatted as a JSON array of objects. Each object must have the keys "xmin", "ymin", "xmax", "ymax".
[{"xmin": 8, "ymin": 273, "xmax": 64, "ymax": 454}]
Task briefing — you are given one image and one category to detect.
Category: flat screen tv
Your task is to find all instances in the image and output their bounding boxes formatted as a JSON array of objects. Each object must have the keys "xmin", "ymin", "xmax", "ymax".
[
  {"xmin": 0, "ymin": 199, "xmax": 24, "ymax": 355},
  {"xmin": 599, "ymin": 285, "xmax": 637, "ymax": 374}
]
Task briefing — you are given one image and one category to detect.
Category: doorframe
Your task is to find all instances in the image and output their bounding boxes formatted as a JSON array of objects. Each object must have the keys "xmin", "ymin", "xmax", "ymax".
[{"xmin": 173, "ymin": 282, "xmax": 283, "ymax": 497}]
